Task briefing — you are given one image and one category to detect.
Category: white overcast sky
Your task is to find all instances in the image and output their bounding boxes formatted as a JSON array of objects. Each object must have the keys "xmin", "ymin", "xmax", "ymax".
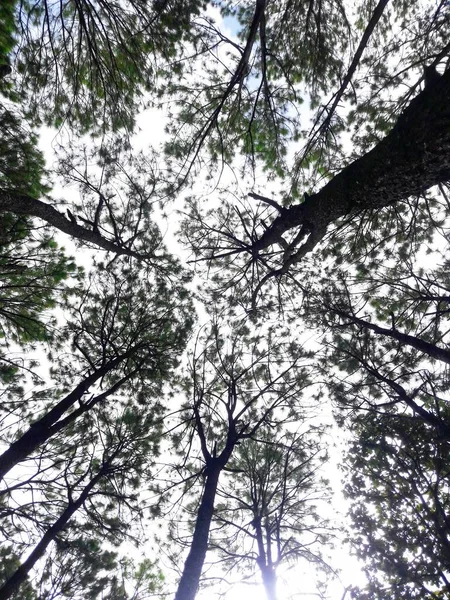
[{"xmin": 33, "ymin": 4, "xmax": 371, "ymax": 598}]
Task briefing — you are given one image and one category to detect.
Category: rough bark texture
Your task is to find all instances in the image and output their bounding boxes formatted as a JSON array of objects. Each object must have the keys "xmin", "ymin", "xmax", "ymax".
[
  {"xmin": 174, "ymin": 465, "xmax": 221, "ymax": 600},
  {"xmin": 254, "ymin": 68, "xmax": 450, "ymax": 262}
]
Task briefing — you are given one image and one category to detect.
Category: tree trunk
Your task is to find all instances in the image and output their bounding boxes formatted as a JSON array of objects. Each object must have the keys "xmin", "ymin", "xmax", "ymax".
[
  {"xmin": 0, "ymin": 467, "xmax": 105, "ymax": 600},
  {"xmin": 332, "ymin": 308, "xmax": 450, "ymax": 365},
  {"xmin": 0, "ymin": 192, "xmax": 145, "ymax": 259},
  {"xmin": 254, "ymin": 517, "xmax": 277, "ymax": 600},
  {"xmin": 255, "ymin": 69, "xmax": 450, "ymax": 261},
  {"xmin": 0, "ymin": 352, "xmax": 132, "ymax": 482},
  {"xmin": 174, "ymin": 465, "xmax": 221, "ymax": 600},
  {"xmin": 260, "ymin": 565, "xmax": 277, "ymax": 600},
  {"xmin": 347, "ymin": 351, "xmax": 450, "ymax": 439}
]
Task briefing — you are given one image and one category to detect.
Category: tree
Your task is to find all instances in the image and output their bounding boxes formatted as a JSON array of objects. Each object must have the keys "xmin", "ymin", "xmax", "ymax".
[
  {"xmin": 0, "ymin": 403, "xmax": 163, "ymax": 600},
  {"xmin": 306, "ymin": 250, "xmax": 450, "ymax": 438},
  {"xmin": 183, "ymin": 66, "xmax": 450, "ymax": 308},
  {"xmin": 1, "ymin": 0, "xmax": 450, "ymax": 597},
  {"xmin": 167, "ymin": 0, "xmax": 447, "ymax": 177},
  {"xmin": 0, "ymin": 213, "xmax": 79, "ymax": 355},
  {"xmin": 297, "ymin": 240, "xmax": 450, "ymax": 597},
  {"xmin": 210, "ymin": 426, "xmax": 334, "ymax": 600},
  {"xmin": 344, "ymin": 410, "xmax": 450, "ymax": 599},
  {"xmin": 166, "ymin": 318, "xmax": 315, "ymax": 600},
  {"xmin": 0, "ymin": 136, "xmax": 185, "ymax": 264},
  {"xmin": 173, "ymin": 0, "xmax": 449, "ymax": 309},
  {"xmin": 0, "ymin": 260, "xmax": 193, "ymax": 482},
  {"xmin": 6, "ymin": 0, "xmax": 204, "ymax": 134}
]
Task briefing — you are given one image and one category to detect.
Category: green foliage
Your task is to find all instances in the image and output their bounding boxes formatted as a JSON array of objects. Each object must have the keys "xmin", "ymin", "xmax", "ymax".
[
  {"xmin": 345, "ymin": 412, "xmax": 450, "ymax": 599},
  {"xmin": 38, "ymin": 536, "xmax": 119, "ymax": 599},
  {"xmin": 211, "ymin": 426, "xmax": 334, "ymax": 593},
  {"xmin": 52, "ymin": 260, "xmax": 194, "ymax": 389},
  {"xmin": 1, "ymin": 0, "xmax": 450, "ymax": 597},
  {"xmin": 0, "ymin": 546, "xmax": 37, "ymax": 600},
  {"xmin": 0, "ymin": 1, "xmax": 16, "ymax": 66},
  {"xmin": 0, "ymin": 213, "xmax": 79, "ymax": 347},
  {"xmin": 9, "ymin": 0, "xmax": 206, "ymax": 134},
  {"xmin": 165, "ymin": 0, "xmax": 350, "ymax": 176},
  {"xmin": 0, "ymin": 105, "xmax": 49, "ymax": 197},
  {"xmin": 0, "ymin": 404, "xmax": 166, "ymax": 599}
]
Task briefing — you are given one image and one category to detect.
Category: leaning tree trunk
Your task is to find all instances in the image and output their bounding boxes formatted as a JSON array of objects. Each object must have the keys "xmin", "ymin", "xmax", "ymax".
[
  {"xmin": 174, "ymin": 465, "xmax": 221, "ymax": 600},
  {"xmin": 0, "ymin": 351, "xmax": 133, "ymax": 482},
  {"xmin": 0, "ymin": 467, "xmax": 106, "ymax": 600},
  {"xmin": 0, "ymin": 193, "xmax": 144, "ymax": 259},
  {"xmin": 254, "ymin": 68, "xmax": 450, "ymax": 263},
  {"xmin": 331, "ymin": 308, "xmax": 450, "ymax": 366}
]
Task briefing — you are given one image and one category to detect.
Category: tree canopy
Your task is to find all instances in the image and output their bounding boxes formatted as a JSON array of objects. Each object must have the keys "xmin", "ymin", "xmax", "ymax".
[{"xmin": 0, "ymin": 0, "xmax": 450, "ymax": 599}]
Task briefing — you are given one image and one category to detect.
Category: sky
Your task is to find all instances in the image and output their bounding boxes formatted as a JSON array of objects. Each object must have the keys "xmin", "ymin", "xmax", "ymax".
[{"xmin": 31, "ymin": 5, "xmax": 373, "ymax": 600}]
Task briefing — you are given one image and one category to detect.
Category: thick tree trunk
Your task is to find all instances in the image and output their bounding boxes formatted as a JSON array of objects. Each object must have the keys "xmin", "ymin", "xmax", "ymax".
[
  {"xmin": 255, "ymin": 69, "xmax": 450, "ymax": 261},
  {"xmin": 0, "ymin": 192, "xmax": 145, "ymax": 259},
  {"xmin": 174, "ymin": 466, "xmax": 221, "ymax": 600},
  {"xmin": 0, "ymin": 468, "xmax": 105, "ymax": 600},
  {"xmin": 0, "ymin": 352, "xmax": 132, "ymax": 482}
]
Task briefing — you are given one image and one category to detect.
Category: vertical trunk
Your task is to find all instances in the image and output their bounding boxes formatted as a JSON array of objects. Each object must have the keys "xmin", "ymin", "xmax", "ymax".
[
  {"xmin": 174, "ymin": 466, "xmax": 221, "ymax": 600},
  {"xmin": 260, "ymin": 565, "xmax": 277, "ymax": 600},
  {"xmin": 255, "ymin": 517, "xmax": 277, "ymax": 600},
  {"xmin": 0, "ymin": 468, "xmax": 104, "ymax": 600}
]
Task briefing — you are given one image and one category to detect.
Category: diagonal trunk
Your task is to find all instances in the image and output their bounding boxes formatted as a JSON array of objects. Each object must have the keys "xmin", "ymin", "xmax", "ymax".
[
  {"xmin": 255, "ymin": 69, "xmax": 450, "ymax": 262},
  {"xmin": 0, "ymin": 465, "xmax": 107, "ymax": 600},
  {"xmin": 0, "ymin": 351, "xmax": 134, "ymax": 482},
  {"xmin": 332, "ymin": 308, "xmax": 450, "ymax": 365},
  {"xmin": 347, "ymin": 350, "xmax": 450, "ymax": 438},
  {"xmin": 0, "ymin": 192, "xmax": 146, "ymax": 259}
]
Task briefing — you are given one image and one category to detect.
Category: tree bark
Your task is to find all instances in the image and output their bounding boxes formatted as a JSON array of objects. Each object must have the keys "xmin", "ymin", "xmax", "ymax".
[
  {"xmin": 0, "ymin": 192, "xmax": 148, "ymax": 259},
  {"xmin": 346, "ymin": 351, "xmax": 450, "ymax": 439},
  {"xmin": 0, "ymin": 466, "xmax": 106, "ymax": 600},
  {"xmin": 254, "ymin": 69, "xmax": 450, "ymax": 262},
  {"xmin": 0, "ymin": 351, "xmax": 134, "ymax": 482},
  {"xmin": 174, "ymin": 465, "xmax": 221, "ymax": 600}
]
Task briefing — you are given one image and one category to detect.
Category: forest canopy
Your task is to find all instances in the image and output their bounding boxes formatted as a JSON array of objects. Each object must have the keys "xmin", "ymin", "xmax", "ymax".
[{"xmin": 0, "ymin": 0, "xmax": 450, "ymax": 599}]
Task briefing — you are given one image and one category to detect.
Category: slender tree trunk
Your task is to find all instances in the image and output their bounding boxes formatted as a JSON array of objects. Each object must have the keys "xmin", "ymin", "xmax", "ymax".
[
  {"xmin": 0, "ymin": 467, "xmax": 105, "ymax": 600},
  {"xmin": 350, "ymin": 352, "xmax": 450, "ymax": 438},
  {"xmin": 0, "ymin": 352, "xmax": 132, "ymax": 482},
  {"xmin": 174, "ymin": 465, "xmax": 221, "ymax": 600},
  {"xmin": 254, "ymin": 518, "xmax": 277, "ymax": 600},
  {"xmin": 333, "ymin": 309, "xmax": 450, "ymax": 364}
]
